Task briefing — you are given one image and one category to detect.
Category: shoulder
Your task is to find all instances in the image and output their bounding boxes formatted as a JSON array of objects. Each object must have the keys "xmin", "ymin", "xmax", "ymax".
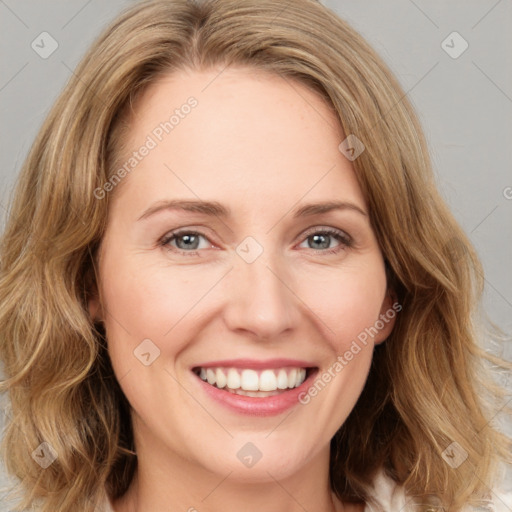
[{"xmin": 363, "ymin": 468, "xmax": 512, "ymax": 512}]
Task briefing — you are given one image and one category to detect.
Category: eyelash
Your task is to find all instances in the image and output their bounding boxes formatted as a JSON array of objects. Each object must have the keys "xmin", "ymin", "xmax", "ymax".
[{"xmin": 159, "ymin": 227, "xmax": 353, "ymax": 257}]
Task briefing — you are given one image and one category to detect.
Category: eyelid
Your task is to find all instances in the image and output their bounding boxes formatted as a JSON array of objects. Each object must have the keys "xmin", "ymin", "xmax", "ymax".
[
  {"xmin": 298, "ymin": 225, "xmax": 352, "ymax": 244},
  {"xmin": 160, "ymin": 224, "xmax": 353, "ymax": 256},
  {"xmin": 160, "ymin": 228, "xmax": 215, "ymax": 253}
]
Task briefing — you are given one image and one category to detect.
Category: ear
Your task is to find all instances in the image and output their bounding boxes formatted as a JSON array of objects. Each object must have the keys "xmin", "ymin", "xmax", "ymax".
[{"xmin": 373, "ymin": 288, "xmax": 399, "ymax": 345}]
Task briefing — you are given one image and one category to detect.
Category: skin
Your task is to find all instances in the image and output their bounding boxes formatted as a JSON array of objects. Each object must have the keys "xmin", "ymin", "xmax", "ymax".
[{"xmin": 89, "ymin": 67, "xmax": 396, "ymax": 512}]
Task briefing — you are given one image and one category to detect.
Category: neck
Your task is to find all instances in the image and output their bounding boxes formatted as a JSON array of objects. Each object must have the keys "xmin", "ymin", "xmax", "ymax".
[{"xmin": 112, "ymin": 437, "xmax": 345, "ymax": 512}]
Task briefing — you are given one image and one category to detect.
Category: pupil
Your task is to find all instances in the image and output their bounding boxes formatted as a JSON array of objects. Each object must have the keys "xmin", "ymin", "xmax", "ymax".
[
  {"xmin": 175, "ymin": 234, "xmax": 331, "ymax": 251},
  {"xmin": 311, "ymin": 234, "xmax": 329, "ymax": 249},
  {"xmin": 178, "ymin": 234, "xmax": 198, "ymax": 250}
]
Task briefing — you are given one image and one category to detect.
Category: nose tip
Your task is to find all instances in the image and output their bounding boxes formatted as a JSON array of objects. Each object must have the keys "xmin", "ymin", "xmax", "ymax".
[{"xmin": 222, "ymin": 255, "xmax": 298, "ymax": 341}]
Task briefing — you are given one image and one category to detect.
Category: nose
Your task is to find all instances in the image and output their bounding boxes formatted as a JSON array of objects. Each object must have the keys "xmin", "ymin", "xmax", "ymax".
[{"xmin": 222, "ymin": 247, "xmax": 300, "ymax": 341}]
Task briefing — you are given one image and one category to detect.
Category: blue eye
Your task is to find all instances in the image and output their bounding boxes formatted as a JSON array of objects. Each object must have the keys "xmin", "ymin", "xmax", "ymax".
[
  {"xmin": 299, "ymin": 228, "xmax": 353, "ymax": 255},
  {"xmin": 160, "ymin": 227, "xmax": 352, "ymax": 257},
  {"xmin": 161, "ymin": 230, "xmax": 210, "ymax": 255}
]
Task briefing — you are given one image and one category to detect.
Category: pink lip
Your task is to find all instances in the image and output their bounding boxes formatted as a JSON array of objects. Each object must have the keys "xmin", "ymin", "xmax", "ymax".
[
  {"xmin": 191, "ymin": 358, "xmax": 316, "ymax": 370},
  {"xmin": 191, "ymin": 365, "xmax": 319, "ymax": 417}
]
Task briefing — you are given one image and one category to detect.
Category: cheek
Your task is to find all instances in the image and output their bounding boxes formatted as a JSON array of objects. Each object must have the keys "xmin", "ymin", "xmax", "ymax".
[
  {"xmin": 98, "ymin": 249, "xmax": 229, "ymax": 372},
  {"xmin": 297, "ymin": 260, "xmax": 387, "ymax": 351},
  {"xmin": 100, "ymin": 250, "xmax": 194, "ymax": 328}
]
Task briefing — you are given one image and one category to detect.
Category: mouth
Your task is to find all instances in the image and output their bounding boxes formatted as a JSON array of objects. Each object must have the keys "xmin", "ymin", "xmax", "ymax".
[
  {"xmin": 190, "ymin": 360, "xmax": 319, "ymax": 416},
  {"xmin": 192, "ymin": 366, "xmax": 316, "ymax": 397}
]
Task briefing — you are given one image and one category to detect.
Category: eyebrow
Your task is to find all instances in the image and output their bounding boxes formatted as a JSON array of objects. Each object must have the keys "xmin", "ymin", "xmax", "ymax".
[{"xmin": 137, "ymin": 199, "xmax": 368, "ymax": 221}]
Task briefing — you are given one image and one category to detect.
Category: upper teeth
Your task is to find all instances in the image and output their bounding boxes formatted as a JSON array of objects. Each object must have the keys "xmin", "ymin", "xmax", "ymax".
[{"xmin": 197, "ymin": 367, "xmax": 307, "ymax": 392}]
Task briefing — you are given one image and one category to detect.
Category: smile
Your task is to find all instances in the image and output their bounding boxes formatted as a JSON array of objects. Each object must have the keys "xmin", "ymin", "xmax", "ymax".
[
  {"xmin": 191, "ymin": 360, "xmax": 319, "ymax": 416},
  {"xmin": 193, "ymin": 366, "xmax": 309, "ymax": 396}
]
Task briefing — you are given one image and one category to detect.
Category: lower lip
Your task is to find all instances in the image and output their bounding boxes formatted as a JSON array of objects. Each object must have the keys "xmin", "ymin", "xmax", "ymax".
[{"xmin": 192, "ymin": 369, "xmax": 318, "ymax": 417}]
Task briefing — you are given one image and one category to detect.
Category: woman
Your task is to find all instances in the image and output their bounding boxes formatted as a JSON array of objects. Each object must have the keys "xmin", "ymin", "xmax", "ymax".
[{"xmin": 0, "ymin": 0, "xmax": 510, "ymax": 511}]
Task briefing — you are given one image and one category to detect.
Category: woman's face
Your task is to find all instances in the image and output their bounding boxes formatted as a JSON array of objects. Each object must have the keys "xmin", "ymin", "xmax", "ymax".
[{"xmin": 91, "ymin": 67, "xmax": 395, "ymax": 483}]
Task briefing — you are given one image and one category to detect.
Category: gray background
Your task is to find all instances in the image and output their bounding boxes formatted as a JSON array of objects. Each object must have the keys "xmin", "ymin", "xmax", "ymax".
[{"xmin": 0, "ymin": 0, "xmax": 511, "ymax": 508}]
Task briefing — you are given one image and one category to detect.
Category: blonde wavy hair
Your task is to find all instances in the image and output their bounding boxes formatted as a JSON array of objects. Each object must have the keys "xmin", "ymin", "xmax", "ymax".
[{"xmin": 0, "ymin": 0, "xmax": 510, "ymax": 510}]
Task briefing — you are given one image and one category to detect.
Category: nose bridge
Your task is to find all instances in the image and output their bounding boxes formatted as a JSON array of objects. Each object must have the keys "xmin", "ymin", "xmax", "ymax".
[{"xmin": 224, "ymin": 237, "xmax": 298, "ymax": 339}]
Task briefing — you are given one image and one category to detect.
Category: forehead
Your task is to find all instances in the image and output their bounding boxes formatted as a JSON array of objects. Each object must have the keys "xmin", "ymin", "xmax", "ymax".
[{"xmin": 110, "ymin": 67, "xmax": 366, "ymax": 215}]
